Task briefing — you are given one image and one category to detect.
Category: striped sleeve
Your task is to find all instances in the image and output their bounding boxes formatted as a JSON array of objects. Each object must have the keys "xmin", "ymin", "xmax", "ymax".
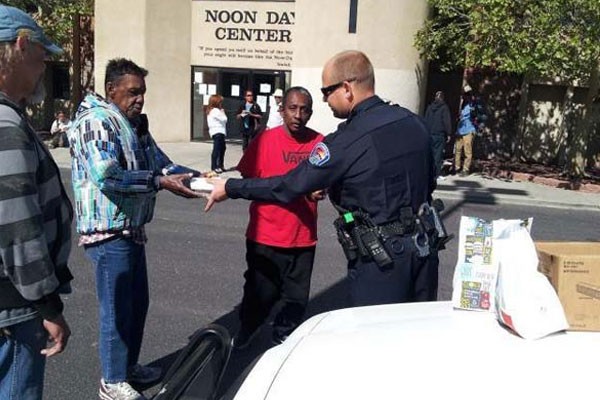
[{"xmin": 0, "ymin": 124, "xmax": 60, "ymax": 304}]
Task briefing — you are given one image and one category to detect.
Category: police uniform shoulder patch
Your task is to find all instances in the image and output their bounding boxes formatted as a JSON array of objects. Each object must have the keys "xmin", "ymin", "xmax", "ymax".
[{"xmin": 308, "ymin": 142, "xmax": 330, "ymax": 166}]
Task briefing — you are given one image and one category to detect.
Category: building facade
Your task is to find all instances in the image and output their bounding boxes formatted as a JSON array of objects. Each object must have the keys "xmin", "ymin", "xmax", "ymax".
[{"xmin": 95, "ymin": 0, "xmax": 429, "ymax": 141}]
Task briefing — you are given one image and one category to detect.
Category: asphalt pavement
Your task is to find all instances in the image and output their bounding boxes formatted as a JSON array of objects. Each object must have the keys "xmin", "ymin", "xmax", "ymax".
[
  {"xmin": 49, "ymin": 140, "xmax": 600, "ymax": 211},
  {"xmin": 44, "ymin": 140, "xmax": 599, "ymax": 399}
]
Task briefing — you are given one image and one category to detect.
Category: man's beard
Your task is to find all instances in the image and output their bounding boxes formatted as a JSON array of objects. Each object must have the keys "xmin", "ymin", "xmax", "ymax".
[{"xmin": 26, "ymin": 78, "xmax": 46, "ymax": 105}]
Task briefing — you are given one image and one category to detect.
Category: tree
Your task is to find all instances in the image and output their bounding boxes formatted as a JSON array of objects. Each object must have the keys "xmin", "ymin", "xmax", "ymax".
[{"xmin": 415, "ymin": 0, "xmax": 600, "ymax": 176}]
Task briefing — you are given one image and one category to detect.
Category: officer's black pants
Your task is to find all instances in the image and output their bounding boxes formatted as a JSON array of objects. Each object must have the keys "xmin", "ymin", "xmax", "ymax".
[
  {"xmin": 239, "ymin": 240, "xmax": 316, "ymax": 339},
  {"xmin": 347, "ymin": 235, "xmax": 439, "ymax": 307}
]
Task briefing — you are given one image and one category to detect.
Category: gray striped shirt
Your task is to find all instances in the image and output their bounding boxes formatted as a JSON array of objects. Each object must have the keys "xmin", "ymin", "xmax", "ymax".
[{"xmin": 0, "ymin": 94, "xmax": 73, "ymax": 326}]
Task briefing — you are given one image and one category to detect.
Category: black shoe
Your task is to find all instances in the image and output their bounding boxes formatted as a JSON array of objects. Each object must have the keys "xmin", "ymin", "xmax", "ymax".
[
  {"xmin": 459, "ymin": 171, "xmax": 469, "ymax": 177},
  {"xmin": 232, "ymin": 327, "xmax": 260, "ymax": 350}
]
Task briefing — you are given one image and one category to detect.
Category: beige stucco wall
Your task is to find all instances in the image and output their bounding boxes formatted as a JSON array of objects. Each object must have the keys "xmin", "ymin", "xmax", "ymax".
[
  {"xmin": 95, "ymin": 0, "xmax": 428, "ymax": 141},
  {"xmin": 94, "ymin": 0, "xmax": 146, "ymax": 95},
  {"xmin": 94, "ymin": 0, "xmax": 191, "ymax": 142},
  {"xmin": 293, "ymin": 0, "xmax": 428, "ymax": 134},
  {"xmin": 145, "ymin": 0, "xmax": 192, "ymax": 141}
]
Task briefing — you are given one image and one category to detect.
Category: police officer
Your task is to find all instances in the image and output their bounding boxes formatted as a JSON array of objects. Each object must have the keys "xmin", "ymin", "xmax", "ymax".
[{"xmin": 206, "ymin": 50, "xmax": 439, "ymax": 307}]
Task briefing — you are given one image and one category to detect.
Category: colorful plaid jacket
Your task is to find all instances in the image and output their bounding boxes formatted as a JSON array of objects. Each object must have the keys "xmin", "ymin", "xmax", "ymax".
[
  {"xmin": 0, "ymin": 94, "xmax": 73, "ymax": 324},
  {"xmin": 69, "ymin": 93, "xmax": 172, "ymax": 234}
]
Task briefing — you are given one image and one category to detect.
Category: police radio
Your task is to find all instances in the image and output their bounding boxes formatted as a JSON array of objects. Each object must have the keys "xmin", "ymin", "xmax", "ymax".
[
  {"xmin": 332, "ymin": 207, "xmax": 393, "ymax": 269},
  {"xmin": 357, "ymin": 228, "xmax": 393, "ymax": 268}
]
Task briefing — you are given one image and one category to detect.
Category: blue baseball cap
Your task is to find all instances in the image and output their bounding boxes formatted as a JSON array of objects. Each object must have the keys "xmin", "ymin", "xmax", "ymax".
[{"xmin": 0, "ymin": 5, "xmax": 62, "ymax": 55}]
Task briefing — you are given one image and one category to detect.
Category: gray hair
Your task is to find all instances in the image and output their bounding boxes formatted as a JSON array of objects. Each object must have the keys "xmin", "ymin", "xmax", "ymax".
[{"xmin": 0, "ymin": 42, "xmax": 22, "ymax": 74}]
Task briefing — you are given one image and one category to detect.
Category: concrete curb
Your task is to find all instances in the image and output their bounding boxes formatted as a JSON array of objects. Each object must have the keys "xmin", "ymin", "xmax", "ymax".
[
  {"xmin": 434, "ymin": 189, "xmax": 600, "ymax": 212},
  {"xmin": 433, "ymin": 174, "xmax": 600, "ymax": 211}
]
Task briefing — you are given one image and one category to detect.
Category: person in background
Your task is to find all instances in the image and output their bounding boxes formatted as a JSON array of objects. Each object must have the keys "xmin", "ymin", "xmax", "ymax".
[
  {"xmin": 424, "ymin": 91, "xmax": 452, "ymax": 181},
  {"xmin": 69, "ymin": 58, "xmax": 200, "ymax": 400},
  {"xmin": 0, "ymin": 5, "xmax": 73, "ymax": 400},
  {"xmin": 232, "ymin": 87, "xmax": 324, "ymax": 349},
  {"xmin": 266, "ymin": 88, "xmax": 284, "ymax": 129},
  {"xmin": 207, "ymin": 94, "xmax": 227, "ymax": 173},
  {"xmin": 50, "ymin": 110, "xmax": 71, "ymax": 148},
  {"xmin": 236, "ymin": 90, "xmax": 262, "ymax": 151},
  {"xmin": 455, "ymin": 86, "xmax": 477, "ymax": 177}
]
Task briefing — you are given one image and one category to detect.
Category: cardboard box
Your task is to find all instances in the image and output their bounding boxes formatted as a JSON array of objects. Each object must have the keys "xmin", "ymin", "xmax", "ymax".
[{"xmin": 536, "ymin": 242, "xmax": 600, "ymax": 331}]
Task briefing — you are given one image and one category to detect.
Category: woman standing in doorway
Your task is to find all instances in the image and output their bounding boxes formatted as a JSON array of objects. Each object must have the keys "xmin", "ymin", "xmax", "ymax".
[{"xmin": 207, "ymin": 94, "xmax": 228, "ymax": 173}]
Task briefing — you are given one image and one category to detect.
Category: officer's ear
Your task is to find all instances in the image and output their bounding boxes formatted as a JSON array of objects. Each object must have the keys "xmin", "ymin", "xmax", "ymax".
[{"xmin": 344, "ymin": 80, "xmax": 355, "ymax": 99}]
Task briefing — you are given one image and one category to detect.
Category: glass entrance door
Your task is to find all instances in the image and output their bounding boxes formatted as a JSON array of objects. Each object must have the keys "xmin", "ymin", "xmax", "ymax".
[{"xmin": 191, "ymin": 67, "xmax": 290, "ymax": 141}]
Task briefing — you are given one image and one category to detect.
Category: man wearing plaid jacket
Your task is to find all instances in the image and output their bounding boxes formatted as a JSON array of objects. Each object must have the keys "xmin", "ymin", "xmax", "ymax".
[{"xmin": 69, "ymin": 58, "xmax": 200, "ymax": 400}]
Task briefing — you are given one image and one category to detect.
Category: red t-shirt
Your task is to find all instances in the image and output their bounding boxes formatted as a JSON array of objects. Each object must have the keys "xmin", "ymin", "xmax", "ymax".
[{"xmin": 237, "ymin": 125, "xmax": 324, "ymax": 248}]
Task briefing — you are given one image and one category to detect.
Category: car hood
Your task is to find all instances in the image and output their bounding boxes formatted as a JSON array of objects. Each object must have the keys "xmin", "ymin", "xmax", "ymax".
[{"xmin": 232, "ymin": 301, "xmax": 599, "ymax": 400}]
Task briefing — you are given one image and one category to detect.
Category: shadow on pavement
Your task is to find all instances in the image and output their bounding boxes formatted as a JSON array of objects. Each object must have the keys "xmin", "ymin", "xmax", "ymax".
[
  {"xmin": 215, "ymin": 279, "xmax": 350, "ymax": 398},
  {"xmin": 141, "ymin": 183, "xmax": 516, "ymax": 398},
  {"xmin": 437, "ymin": 177, "xmax": 529, "ymax": 205}
]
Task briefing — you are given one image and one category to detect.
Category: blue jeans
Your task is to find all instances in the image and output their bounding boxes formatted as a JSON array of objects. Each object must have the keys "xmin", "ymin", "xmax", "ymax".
[
  {"xmin": 85, "ymin": 236, "xmax": 149, "ymax": 383},
  {"xmin": 0, "ymin": 317, "xmax": 48, "ymax": 400}
]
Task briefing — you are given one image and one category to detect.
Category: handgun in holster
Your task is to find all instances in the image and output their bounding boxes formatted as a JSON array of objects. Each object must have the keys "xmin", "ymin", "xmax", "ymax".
[{"xmin": 333, "ymin": 217, "xmax": 359, "ymax": 262}]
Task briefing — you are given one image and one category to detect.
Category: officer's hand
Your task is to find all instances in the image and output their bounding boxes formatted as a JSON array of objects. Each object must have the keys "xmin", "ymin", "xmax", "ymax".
[
  {"xmin": 42, "ymin": 314, "xmax": 70, "ymax": 357},
  {"xmin": 307, "ymin": 189, "xmax": 327, "ymax": 202},
  {"xmin": 159, "ymin": 173, "xmax": 202, "ymax": 198},
  {"xmin": 204, "ymin": 178, "xmax": 229, "ymax": 212}
]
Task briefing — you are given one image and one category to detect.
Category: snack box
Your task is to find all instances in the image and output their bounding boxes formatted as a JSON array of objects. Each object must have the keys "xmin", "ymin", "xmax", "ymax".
[
  {"xmin": 189, "ymin": 177, "xmax": 215, "ymax": 193},
  {"xmin": 536, "ymin": 241, "xmax": 600, "ymax": 331}
]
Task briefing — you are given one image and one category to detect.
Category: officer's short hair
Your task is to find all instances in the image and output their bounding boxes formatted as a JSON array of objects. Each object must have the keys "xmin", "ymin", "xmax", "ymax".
[
  {"xmin": 282, "ymin": 86, "xmax": 313, "ymax": 110},
  {"xmin": 329, "ymin": 50, "xmax": 375, "ymax": 90}
]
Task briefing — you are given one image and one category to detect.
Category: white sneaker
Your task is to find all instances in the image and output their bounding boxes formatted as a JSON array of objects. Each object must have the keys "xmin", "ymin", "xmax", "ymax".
[
  {"xmin": 437, "ymin": 176, "xmax": 446, "ymax": 181},
  {"xmin": 99, "ymin": 379, "xmax": 146, "ymax": 400}
]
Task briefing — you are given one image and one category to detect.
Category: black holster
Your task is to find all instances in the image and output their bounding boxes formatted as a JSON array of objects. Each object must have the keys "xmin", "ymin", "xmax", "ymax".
[{"xmin": 333, "ymin": 210, "xmax": 393, "ymax": 269}]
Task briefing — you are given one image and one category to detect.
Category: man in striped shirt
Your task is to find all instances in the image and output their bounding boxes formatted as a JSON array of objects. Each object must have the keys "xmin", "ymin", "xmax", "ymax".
[{"xmin": 0, "ymin": 5, "xmax": 73, "ymax": 400}]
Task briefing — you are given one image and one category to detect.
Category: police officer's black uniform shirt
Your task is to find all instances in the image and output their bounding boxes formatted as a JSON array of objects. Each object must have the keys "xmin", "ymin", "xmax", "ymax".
[{"xmin": 226, "ymin": 95, "xmax": 436, "ymax": 225}]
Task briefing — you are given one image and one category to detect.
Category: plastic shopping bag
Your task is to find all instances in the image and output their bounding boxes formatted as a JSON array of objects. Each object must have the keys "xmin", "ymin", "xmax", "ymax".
[{"xmin": 494, "ymin": 222, "xmax": 568, "ymax": 339}]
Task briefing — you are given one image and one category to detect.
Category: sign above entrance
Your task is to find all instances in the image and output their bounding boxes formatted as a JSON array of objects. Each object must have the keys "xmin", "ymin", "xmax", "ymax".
[{"xmin": 191, "ymin": 0, "xmax": 294, "ymax": 70}]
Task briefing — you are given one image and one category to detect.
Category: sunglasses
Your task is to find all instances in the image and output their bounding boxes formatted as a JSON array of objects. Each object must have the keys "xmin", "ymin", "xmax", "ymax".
[{"xmin": 321, "ymin": 78, "xmax": 356, "ymax": 99}]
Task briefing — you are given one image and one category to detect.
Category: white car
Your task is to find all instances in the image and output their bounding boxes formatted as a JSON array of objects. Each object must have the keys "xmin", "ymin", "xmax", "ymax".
[{"xmin": 226, "ymin": 301, "xmax": 599, "ymax": 400}]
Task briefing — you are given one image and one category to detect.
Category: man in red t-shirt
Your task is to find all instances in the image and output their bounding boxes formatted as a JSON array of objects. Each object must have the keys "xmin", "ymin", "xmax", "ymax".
[{"xmin": 234, "ymin": 87, "xmax": 325, "ymax": 348}]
